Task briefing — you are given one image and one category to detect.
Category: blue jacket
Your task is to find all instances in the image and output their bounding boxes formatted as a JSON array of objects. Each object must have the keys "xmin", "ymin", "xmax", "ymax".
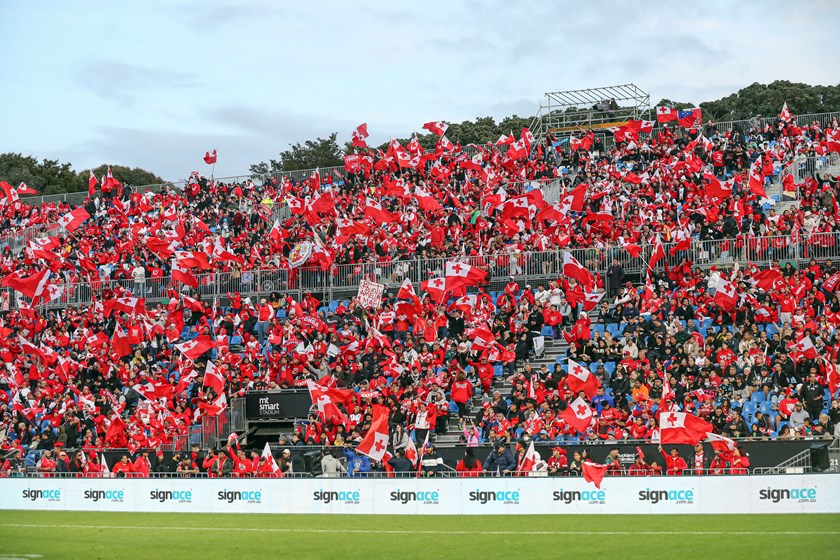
[
  {"xmin": 344, "ymin": 448, "xmax": 371, "ymax": 477},
  {"xmin": 483, "ymin": 448, "xmax": 517, "ymax": 474}
]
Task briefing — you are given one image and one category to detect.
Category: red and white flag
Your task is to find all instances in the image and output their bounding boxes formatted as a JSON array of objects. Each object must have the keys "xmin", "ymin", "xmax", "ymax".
[
  {"xmin": 824, "ymin": 359, "xmax": 839, "ymax": 397},
  {"xmin": 582, "ymin": 291, "xmax": 605, "ymax": 312},
  {"xmin": 203, "ymin": 361, "xmax": 225, "ymax": 395},
  {"xmin": 748, "ymin": 160, "xmax": 767, "ymax": 198},
  {"xmin": 788, "ymin": 336, "xmax": 818, "ymax": 360},
  {"xmin": 307, "ymin": 379, "xmax": 353, "ymax": 425},
  {"xmin": 356, "ymin": 404, "xmax": 390, "ymax": 462},
  {"xmin": 705, "ymin": 432, "xmax": 736, "ymax": 455},
  {"xmin": 351, "ymin": 123, "xmax": 369, "ymax": 148},
  {"xmin": 561, "ymin": 397, "xmax": 594, "ymax": 433},
  {"xmin": 517, "ymin": 440, "xmax": 538, "ymax": 473},
  {"xmin": 582, "ymin": 461, "xmax": 608, "ymax": 488},
  {"xmin": 195, "ymin": 393, "xmax": 227, "ymax": 419},
  {"xmin": 58, "ymin": 207, "xmax": 91, "ymax": 233},
  {"xmin": 827, "ymin": 129, "xmax": 840, "ymax": 154},
  {"xmin": 88, "ymin": 171, "xmax": 99, "ymax": 196},
  {"xmin": 261, "ymin": 442, "xmax": 281, "ymax": 474},
  {"xmin": 566, "ymin": 359, "xmax": 601, "ymax": 398},
  {"xmin": 422, "ymin": 121, "xmax": 447, "ymax": 137},
  {"xmin": 659, "ymin": 411, "xmax": 714, "ymax": 445},
  {"xmin": 656, "ymin": 106, "xmax": 678, "ymax": 123},
  {"xmin": 444, "ymin": 261, "xmax": 488, "ymax": 292},
  {"xmin": 562, "ymin": 252, "xmax": 594, "ymax": 291},
  {"xmin": 203, "ymin": 150, "xmax": 217, "ymax": 164},
  {"xmin": 713, "ymin": 278, "xmax": 738, "ymax": 310},
  {"xmin": 2, "ymin": 269, "xmax": 51, "ymax": 301},
  {"xmin": 364, "ymin": 199, "xmax": 398, "ymax": 224},
  {"xmin": 421, "ymin": 277, "xmax": 447, "ymax": 304},
  {"xmin": 779, "ymin": 102, "xmax": 794, "ymax": 122},
  {"xmin": 649, "ymin": 234, "xmax": 665, "ymax": 270},
  {"xmin": 404, "ymin": 437, "xmax": 418, "ymax": 467},
  {"xmin": 175, "ymin": 335, "xmax": 215, "ymax": 361},
  {"xmin": 397, "ymin": 278, "xmax": 418, "ymax": 301},
  {"xmin": 171, "ymin": 259, "xmax": 199, "ymax": 289}
]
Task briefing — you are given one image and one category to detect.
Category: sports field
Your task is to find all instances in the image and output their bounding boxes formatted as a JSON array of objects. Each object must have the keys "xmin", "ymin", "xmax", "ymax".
[{"xmin": 0, "ymin": 511, "xmax": 837, "ymax": 560}]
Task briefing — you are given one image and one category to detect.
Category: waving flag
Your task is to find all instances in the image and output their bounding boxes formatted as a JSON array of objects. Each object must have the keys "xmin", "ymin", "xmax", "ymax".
[
  {"xmin": 203, "ymin": 150, "xmax": 217, "ymax": 164},
  {"xmin": 713, "ymin": 278, "xmax": 738, "ymax": 310},
  {"xmin": 175, "ymin": 335, "xmax": 215, "ymax": 361},
  {"xmin": 779, "ymin": 102, "xmax": 794, "ymax": 122},
  {"xmin": 351, "ymin": 123, "xmax": 369, "ymax": 148},
  {"xmin": 261, "ymin": 442, "xmax": 281, "ymax": 474},
  {"xmin": 562, "ymin": 252, "xmax": 594, "ymax": 290},
  {"xmin": 677, "ymin": 108, "xmax": 702, "ymax": 127},
  {"xmin": 421, "ymin": 277, "xmax": 447, "ymax": 304},
  {"xmin": 444, "ymin": 261, "xmax": 488, "ymax": 292},
  {"xmin": 748, "ymin": 160, "xmax": 767, "ymax": 198},
  {"xmin": 58, "ymin": 207, "xmax": 91, "ymax": 233},
  {"xmin": 656, "ymin": 106, "xmax": 678, "ymax": 123},
  {"xmin": 356, "ymin": 404, "xmax": 390, "ymax": 462},
  {"xmin": 566, "ymin": 359, "xmax": 601, "ymax": 398},
  {"xmin": 422, "ymin": 121, "xmax": 447, "ymax": 137},
  {"xmin": 3, "ymin": 269, "xmax": 51, "ymax": 300},
  {"xmin": 202, "ymin": 361, "xmax": 225, "ymax": 395},
  {"xmin": 517, "ymin": 440, "xmax": 539, "ymax": 473},
  {"xmin": 582, "ymin": 461, "xmax": 608, "ymax": 488},
  {"xmin": 562, "ymin": 397, "xmax": 594, "ymax": 433},
  {"xmin": 660, "ymin": 412, "xmax": 714, "ymax": 445}
]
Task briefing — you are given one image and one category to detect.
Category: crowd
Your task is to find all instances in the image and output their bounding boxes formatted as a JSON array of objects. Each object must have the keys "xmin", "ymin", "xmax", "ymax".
[{"xmin": 1, "ymin": 108, "xmax": 839, "ymax": 478}]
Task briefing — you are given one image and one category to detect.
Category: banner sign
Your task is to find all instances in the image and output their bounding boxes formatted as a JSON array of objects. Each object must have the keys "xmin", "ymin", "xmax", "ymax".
[
  {"xmin": 2, "ymin": 474, "xmax": 838, "ymax": 515},
  {"xmin": 357, "ymin": 280, "xmax": 385, "ymax": 308}
]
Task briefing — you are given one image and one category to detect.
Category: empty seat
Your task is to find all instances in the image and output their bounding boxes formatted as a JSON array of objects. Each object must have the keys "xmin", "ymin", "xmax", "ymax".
[
  {"xmin": 750, "ymin": 391, "xmax": 766, "ymax": 403},
  {"xmin": 758, "ymin": 401, "xmax": 774, "ymax": 415}
]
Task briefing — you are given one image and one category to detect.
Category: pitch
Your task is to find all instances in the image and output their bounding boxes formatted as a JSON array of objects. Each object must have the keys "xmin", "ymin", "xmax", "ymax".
[{"xmin": 0, "ymin": 511, "xmax": 837, "ymax": 559}]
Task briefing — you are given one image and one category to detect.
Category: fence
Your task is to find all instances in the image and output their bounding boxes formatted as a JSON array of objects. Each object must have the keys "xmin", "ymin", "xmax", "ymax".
[
  {"xmin": 0, "ymin": 222, "xmax": 63, "ymax": 254},
  {"xmin": 12, "ymin": 230, "xmax": 840, "ymax": 311}
]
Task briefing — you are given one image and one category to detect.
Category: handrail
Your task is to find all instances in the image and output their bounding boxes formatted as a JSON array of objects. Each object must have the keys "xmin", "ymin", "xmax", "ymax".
[{"xmin": 11, "ymin": 229, "xmax": 840, "ymax": 310}]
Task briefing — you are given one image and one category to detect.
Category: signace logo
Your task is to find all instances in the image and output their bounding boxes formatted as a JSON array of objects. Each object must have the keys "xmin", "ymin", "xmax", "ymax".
[
  {"xmin": 468, "ymin": 490, "xmax": 520, "ymax": 505},
  {"xmin": 217, "ymin": 490, "xmax": 263, "ymax": 504},
  {"xmin": 21, "ymin": 489, "xmax": 61, "ymax": 502},
  {"xmin": 149, "ymin": 490, "xmax": 193, "ymax": 503},
  {"xmin": 758, "ymin": 487, "xmax": 817, "ymax": 503},
  {"xmin": 312, "ymin": 490, "xmax": 361, "ymax": 505},
  {"xmin": 84, "ymin": 489, "xmax": 125, "ymax": 503},
  {"xmin": 552, "ymin": 489, "xmax": 606, "ymax": 505},
  {"xmin": 389, "ymin": 490, "xmax": 440, "ymax": 505},
  {"xmin": 638, "ymin": 488, "xmax": 695, "ymax": 504}
]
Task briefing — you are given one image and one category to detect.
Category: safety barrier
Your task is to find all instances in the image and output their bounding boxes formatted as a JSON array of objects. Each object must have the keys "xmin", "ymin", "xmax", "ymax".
[
  {"xmin": 12, "ymin": 230, "xmax": 840, "ymax": 310},
  {"xmin": 1, "ymin": 473, "xmax": 837, "ymax": 514}
]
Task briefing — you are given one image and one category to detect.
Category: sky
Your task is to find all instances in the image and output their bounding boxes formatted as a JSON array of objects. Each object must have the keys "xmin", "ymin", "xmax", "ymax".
[{"xmin": 1, "ymin": 0, "xmax": 838, "ymax": 182}]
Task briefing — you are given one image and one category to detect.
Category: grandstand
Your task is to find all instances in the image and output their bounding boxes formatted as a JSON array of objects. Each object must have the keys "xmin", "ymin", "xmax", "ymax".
[{"xmin": 1, "ymin": 91, "xmax": 840, "ymax": 525}]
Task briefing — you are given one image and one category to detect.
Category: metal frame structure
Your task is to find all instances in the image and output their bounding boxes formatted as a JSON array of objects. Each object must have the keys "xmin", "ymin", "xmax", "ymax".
[{"xmin": 530, "ymin": 84, "xmax": 650, "ymax": 140}]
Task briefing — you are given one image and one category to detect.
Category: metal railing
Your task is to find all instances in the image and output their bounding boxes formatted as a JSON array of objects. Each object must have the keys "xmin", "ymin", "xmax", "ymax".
[{"xmin": 11, "ymin": 230, "xmax": 840, "ymax": 311}]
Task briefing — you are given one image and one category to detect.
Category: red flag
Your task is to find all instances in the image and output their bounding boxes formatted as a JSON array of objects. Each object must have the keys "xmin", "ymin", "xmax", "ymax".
[
  {"xmin": 622, "ymin": 242, "xmax": 642, "ymax": 258},
  {"xmin": 175, "ymin": 251, "xmax": 212, "ymax": 270},
  {"xmin": 649, "ymin": 234, "xmax": 665, "ymax": 270},
  {"xmin": 444, "ymin": 261, "xmax": 488, "ymax": 292},
  {"xmin": 404, "ymin": 437, "xmax": 418, "ymax": 467},
  {"xmin": 364, "ymin": 199, "xmax": 398, "ymax": 224},
  {"xmin": 182, "ymin": 294, "xmax": 205, "ymax": 313},
  {"xmin": 175, "ymin": 335, "xmax": 215, "ymax": 361},
  {"xmin": 356, "ymin": 404, "xmax": 390, "ymax": 462},
  {"xmin": 748, "ymin": 160, "xmax": 767, "ymax": 198},
  {"xmin": 677, "ymin": 108, "xmax": 702, "ymax": 127},
  {"xmin": 422, "ymin": 121, "xmax": 447, "ymax": 137},
  {"xmin": 825, "ymin": 359, "xmax": 839, "ymax": 397},
  {"xmin": 88, "ymin": 171, "xmax": 98, "ymax": 196},
  {"xmin": 713, "ymin": 278, "xmax": 737, "ymax": 310},
  {"xmin": 307, "ymin": 380, "xmax": 353, "ymax": 425},
  {"xmin": 582, "ymin": 291, "xmax": 605, "ymax": 312},
  {"xmin": 202, "ymin": 361, "xmax": 225, "ymax": 395},
  {"xmin": 788, "ymin": 336, "xmax": 818, "ymax": 360},
  {"xmin": 421, "ymin": 277, "xmax": 447, "ymax": 305},
  {"xmin": 582, "ymin": 461, "xmax": 608, "ymax": 488},
  {"xmin": 351, "ymin": 123, "xmax": 369, "ymax": 148},
  {"xmin": 397, "ymin": 278, "xmax": 417, "ymax": 300},
  {"xmin": 517, "ymin": 440, "xmax": 538, "ymax": 473},
  {"xmin": 2, "ymin": 269, "xmax": 51, "ymax": 301},
  {"xmin": 561, "ymin": 397, "xmax": 594, "ymax": 433},
  {"xmin": 566, "ymin": 359, "xmax": 601, "ymax": 398},
  {"xmin": 703, "ymin": 173, "xmax": 732, "ymax": 199},
  {"xmin": 195, "ymin": 393, "xmax": 227, "ymax": 419},
  {"xmin": 414, "ymin": 187, "xmax": 443, "ymax": 212},
  {"xmin": 659, "ymin": 412, "xmax": 714, "ymax": 445},
  {"xmin": 262, "ymin": 442, "xmax": 282, "ymax": 475},
  {"xmin": 16, "ymin": 182, "xmax": 36, "ymax": 195},
  {"xmin": 111, "ymin": 327, "xmax": 132, "ymax": 358},
  {"xmin": 58, "ymin": 207, "xmax": 91, "ymax": 233},
  {"xmin": 656, "ymin": 106, "xmax": 678, "ymax": 123},
  {"xmin": 171, "ymin": 259, "xmax": 199, "ymax": 289},
  {"xmin": 705, "ymin": 432, "xmax": 736, "ymax": 455},
  {"xmin": 752, "ymin": 268, "xmax": 783, "ymax": 291},
  {"xmin": 562, "ymin": 252, "xmax": 594, "ymax": 290},
  {"xmin": 779, "ymin": 102, "xmax": 794, "ymax": 122},
  {"xmin": 827, "ymin": 129, "xmax": 840, "ymax": 154},
  {"xmin": 203, "ymin": 150, "xmax": 217, "ymax": 164}
]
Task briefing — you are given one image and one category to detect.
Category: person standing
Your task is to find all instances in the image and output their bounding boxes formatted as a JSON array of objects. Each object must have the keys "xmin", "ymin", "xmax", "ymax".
[
  {"xmin": 606, "ymin": 259, "xmax": 625, "ymax": 297},
  {"xmin": 658, "ymin": 445, "xmax": 688, "ymax": 475},
  {"xmin": 691, "ymin": 443, "xmax": 709, "ymax": 475}
]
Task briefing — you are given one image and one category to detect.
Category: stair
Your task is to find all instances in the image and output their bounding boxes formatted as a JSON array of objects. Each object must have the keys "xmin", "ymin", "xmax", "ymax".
[{"xmin": 433, "ymin": 337, "xmax": 570, "ymax": 444}]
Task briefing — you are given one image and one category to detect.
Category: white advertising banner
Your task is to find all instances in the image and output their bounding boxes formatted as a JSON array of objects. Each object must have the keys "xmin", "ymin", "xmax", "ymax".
[{"xmin": 1, "ymin": 474, "xmax": 838, "ymax": 515}]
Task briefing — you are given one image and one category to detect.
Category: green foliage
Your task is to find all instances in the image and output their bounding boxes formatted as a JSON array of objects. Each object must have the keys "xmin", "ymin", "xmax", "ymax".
[
  {"xmin": 0, "ymin": 153, "xmax": 163, "ymax": 195},
  {"xmin": 699, "ymin": 80, "xmax": 840, "ymax": 121},
  {"xmin": 250, "ymin": 133, "xmax": 344, "ymax": 175}
]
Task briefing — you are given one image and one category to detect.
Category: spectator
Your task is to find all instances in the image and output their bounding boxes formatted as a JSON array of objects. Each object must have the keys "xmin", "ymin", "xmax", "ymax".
[{"xmin": 658, "ymin": 445, "xmax": 687, "ymax": 476}]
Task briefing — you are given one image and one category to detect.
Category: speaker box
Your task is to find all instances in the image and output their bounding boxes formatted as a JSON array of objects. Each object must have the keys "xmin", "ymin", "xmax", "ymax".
[{"xmin": 809, "ymin": 443, "xmax": 829, "ymax": 472}]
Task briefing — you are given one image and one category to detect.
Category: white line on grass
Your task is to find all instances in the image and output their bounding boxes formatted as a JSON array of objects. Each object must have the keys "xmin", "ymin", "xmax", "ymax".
[{"xmin": 1, "ymin": 524, "xmax": 838, "ymax": 536}]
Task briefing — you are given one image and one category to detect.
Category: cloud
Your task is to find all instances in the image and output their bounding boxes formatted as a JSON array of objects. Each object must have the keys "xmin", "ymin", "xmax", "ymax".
[{"xmin": 78, "ymin": 60, "xmax": 199, "ymax": 104}]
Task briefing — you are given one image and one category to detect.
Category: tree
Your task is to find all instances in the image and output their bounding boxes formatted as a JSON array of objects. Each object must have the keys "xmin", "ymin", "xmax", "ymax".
[
  {"xmin": 84, "ymin": 164, "xmax": 164, "ymax": 188},
  {"xmin": 0, "ymin": 153, "xmax": 164, "ymax": 195},
  {"xmin": 699, "ymin": 81, "xmax": 840, "ymax": 121},
  {"xmin": 250, "ymin": 133, "xmax": 344, "ymax": 175}
]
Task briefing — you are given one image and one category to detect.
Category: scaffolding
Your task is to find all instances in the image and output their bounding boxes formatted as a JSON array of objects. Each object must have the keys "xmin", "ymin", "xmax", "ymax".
[{"xmin": 530, "ymin": 84, "xmax": 650, "ymax": 141}]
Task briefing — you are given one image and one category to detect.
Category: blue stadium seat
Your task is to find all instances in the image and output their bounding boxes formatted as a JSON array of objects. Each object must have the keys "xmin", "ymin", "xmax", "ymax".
[
  {"xmin": 540, "ymin": 326, "xmax": 554, "ymax": 337},
  {"xmin": 606, "ymin": 323, "xmax": 622, "ymax": 337},
  {"xmin": 318, "ymin": 306, "xmax": 329, "ymax": 315},
  {"xmin": 765, "ymin": 324, "xmax": 778, "ymax": 338},
  {"xmin": 329, "ymin": 301, "xmax": 339, "ymax": 312},
  {"xmin": 493, "ymin": 365, "xmax": 504, "ymax": 377},
  {"xmin": 276, "ymin": 309, "xmax": 286, "ymax": 319},
  {"xmin": 589, "ymin": 363, "xmax": 599, "ymax": 373},
  {"xmin": 556, "ymin": 356, "xmax": 564, "ymax": 365},
  {"xmin": 750, "ymin": 391, "xmax": 766, "ymax": 403},
  {"xmin": 759, "ymin": 402, "xmax": 774, "ymax": 415},
  {"xmin": 700, "ymin": 318, "xmax": 712, "ymax": 329},
  {"xmin": 603, "ymin": 362, "xmax": 616, "ymax": 375},
  {"xmin": 591, "ymin": 324, "xmax": 605, "ymax": 335},
  {"xmin": 742, "ymin": 402, "xmax": 757, "ymax": 417},
  {"xmin": 230, "ymin": 336, "xmax": 242, "ymax": 346}
]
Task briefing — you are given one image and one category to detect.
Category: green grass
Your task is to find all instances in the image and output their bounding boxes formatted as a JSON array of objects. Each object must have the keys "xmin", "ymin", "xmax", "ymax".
[{"xmin": 0, "ymin": 511, "xmax": 838, "ymax": 560}]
